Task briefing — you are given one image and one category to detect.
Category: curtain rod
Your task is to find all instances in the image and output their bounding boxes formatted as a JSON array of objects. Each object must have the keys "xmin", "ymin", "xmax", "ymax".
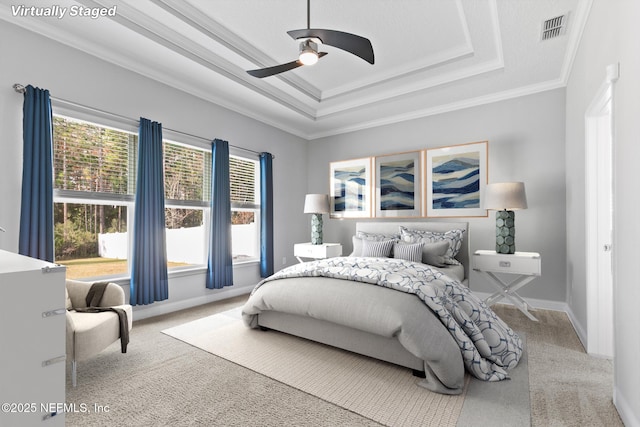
[{"xmin": 13, "ymin": 83, "xmax": 273, "ymax": 159}]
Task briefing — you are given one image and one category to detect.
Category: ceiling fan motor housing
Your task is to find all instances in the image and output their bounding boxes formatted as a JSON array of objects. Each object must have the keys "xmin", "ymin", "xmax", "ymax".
[{"xmin": 300, "ymin": 39, "xmax": 319, "ymax": 54}]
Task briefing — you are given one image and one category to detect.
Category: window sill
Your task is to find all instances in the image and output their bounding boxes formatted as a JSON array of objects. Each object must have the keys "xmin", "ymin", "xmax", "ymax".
[{"xmin": 233, "ymin": 259, "xmax": 260, "ymax": 268}]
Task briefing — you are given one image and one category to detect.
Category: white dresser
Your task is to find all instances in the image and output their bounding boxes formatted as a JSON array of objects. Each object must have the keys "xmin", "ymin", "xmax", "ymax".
[{"xmin": 0, "ymin": 250, "xmax": 66, "ymax": 426}]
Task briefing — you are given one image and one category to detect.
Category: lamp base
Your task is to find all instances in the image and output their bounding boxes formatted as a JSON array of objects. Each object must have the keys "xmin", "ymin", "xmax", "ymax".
[
  {"xmin": 310, "ymin": 213, "xmax": 323, "ymax": 245},
  {"xmin": 495, "ymin": 210, "xmax": 516, "ymax": 254}
]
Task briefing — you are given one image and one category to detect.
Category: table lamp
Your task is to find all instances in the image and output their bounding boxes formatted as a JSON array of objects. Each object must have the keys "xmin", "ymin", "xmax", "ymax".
[
  {"xmin": 304, "ymin": 194, "xmax": 329, "ymax": 245},
  {"xmin": 484, "ymin": 182, "xmax": 528, "ymax": 254}
]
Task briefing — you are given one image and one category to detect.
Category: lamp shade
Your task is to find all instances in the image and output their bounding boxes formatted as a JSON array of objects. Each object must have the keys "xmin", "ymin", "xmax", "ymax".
[
  {"xmin": 484, "ymin": 182, "xmax": 528, "ymax": 210},
  {"xmin": 303, "ymin": 194, "xmax": 329, "ymax": 214}
]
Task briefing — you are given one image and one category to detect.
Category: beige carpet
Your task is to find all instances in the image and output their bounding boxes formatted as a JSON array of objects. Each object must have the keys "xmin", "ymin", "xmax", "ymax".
[
  {"xmin": 493, "ymin": 305, "xmax": 624, "ymax": 427},
  {"xmin": 64, "ymin": 296, "xmax": 619, "ymax": 426},
  {"xmin": 162, "ymin": 307, "xmax": 528, "ymax": 427}
]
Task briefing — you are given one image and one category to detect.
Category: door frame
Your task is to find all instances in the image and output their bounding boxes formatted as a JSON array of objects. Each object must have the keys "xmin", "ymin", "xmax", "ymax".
[{"xmin": 584, "ymin": 63, "xmax": 618, "ymax": 358}]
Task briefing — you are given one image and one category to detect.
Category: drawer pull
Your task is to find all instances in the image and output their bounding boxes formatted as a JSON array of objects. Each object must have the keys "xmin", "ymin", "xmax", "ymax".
[
  {"xmin": 42, "ymin": 308, "xmax": 66, "ymax": 318},
  {"xmin": 42, "ymin": 355, "xmax": 66, "ymax": 367},
  {"xmin": 41, "ymin": 264, "xmax": 65, "ymax": 274},
  {"xmin": 499, "ymin": 261, "xmax": 511, "ymax": 268}
]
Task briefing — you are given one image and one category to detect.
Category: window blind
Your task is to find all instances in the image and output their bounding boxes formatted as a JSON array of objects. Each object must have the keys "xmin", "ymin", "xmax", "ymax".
[
  {"xmin": 53, "ymin": 116, "xmax": 135, "ymax": 195},
  {"xmin": 230, "ymin": 156, "xmax": 256, "ymax": 205},
  {"xmin": 164, "ymin": 141, "xmax": 210, "ymax": 202}
]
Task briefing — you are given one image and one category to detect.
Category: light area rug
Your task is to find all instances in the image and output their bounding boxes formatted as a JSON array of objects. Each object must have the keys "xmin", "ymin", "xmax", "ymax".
[{"xmin": 162, "ymin": 308, "xmax": 530, "ymax": 427}]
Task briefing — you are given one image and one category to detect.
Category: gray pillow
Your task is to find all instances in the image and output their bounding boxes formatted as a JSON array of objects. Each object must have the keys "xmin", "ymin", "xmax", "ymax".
[{"xmin": 421, "ymin": 241, "xmax": 450, "ymax": 267}]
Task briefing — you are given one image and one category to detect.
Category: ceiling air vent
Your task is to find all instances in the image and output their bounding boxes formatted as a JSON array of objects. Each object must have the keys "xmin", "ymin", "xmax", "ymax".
[{"xmin": 541, "ymin": 14, "xmax": 568, "ymax": 40}]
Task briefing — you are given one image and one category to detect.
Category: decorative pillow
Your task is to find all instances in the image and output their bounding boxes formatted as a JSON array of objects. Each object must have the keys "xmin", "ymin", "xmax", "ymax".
[
  {"xmin": 356, "ymin": 231, "xmax": 400, "ymax": 242},
  {"xmin": 361, "ymin": 239, "xmax": 395, "ymax": 258},
  {"xmin": 349, "ymin": 236, "xmax": 363, "ymax": 256},
  {"xmin": 393, "ymin": 242, "xmax": 424, "ymax": 263},
  {"xmin": 399, "ymin": 226, "xmax": 465, "ymax": 265},
  {"xmin": 350, "ymin": 231, "xmax": 400, "ymax": 256},
  {"xmin": 421, "ymin": 241, "xmax": 450, "ymax": 267}
]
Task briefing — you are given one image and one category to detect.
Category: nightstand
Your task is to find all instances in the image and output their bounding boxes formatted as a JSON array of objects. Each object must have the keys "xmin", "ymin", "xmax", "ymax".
[
  {"xmin": 473, "ymin": 249, "xmax": 541, "ymax": 321},
  {"xmin": 294, "ymin": 243, "xmax": 342, "ymax": 263}
]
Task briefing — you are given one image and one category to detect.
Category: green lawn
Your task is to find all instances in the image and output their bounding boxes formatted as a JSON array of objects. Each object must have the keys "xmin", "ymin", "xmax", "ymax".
[{"xmin": 59, "ymin": 257, "xmax": 189, "ymax": 279}]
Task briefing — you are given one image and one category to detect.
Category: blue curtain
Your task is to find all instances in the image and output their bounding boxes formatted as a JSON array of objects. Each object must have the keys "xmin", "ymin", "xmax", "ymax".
[
  {"xmin": 130, "ymin": 118, "xmax": 168, "ymax": 306},
  {"xmin": 206, "ymin": 139, "xmax": 233, "ymax": 289},
  {"xmin": 19, "ymin": 85, "xmax": 54, "ymax": 262},
  {"xmin": 260, "ymin": 152, "xmax": 274, "ymax": 277}
]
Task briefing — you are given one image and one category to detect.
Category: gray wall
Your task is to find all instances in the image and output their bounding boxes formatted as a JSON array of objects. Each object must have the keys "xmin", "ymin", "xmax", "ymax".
[
  {"xmin": 309, "ymin": 89, "xmax": 567, "ymax": 303},
  {"xmin": 566, "ymin": 0, "xmax": 640, "ymax": 423},
  {"xmin": 0, "ymin": 22, "xmax": 310, "ymax": 318}
]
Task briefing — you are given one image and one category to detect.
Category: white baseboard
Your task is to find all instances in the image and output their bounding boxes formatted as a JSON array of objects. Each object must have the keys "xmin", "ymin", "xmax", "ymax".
[
  {"xmin": 131, "ymin": 285, "xmax": 253, "ymax": 321},
  {"xmin": 564, "ymin": 304, "xmax": 588, "ymax": 352},
  {"xmin": 614, "ymin": 386, "xmax": 640, "ymax": 427}
]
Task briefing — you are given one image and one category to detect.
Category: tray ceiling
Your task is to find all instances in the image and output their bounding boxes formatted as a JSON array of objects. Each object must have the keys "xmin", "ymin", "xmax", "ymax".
[{"xmin": 1, "ymin": 0, "xmax": 589, "ymax": 139}]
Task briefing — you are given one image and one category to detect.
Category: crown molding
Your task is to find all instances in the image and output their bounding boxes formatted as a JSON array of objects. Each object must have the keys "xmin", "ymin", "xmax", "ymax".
[
  {"xmin": 307, "ymin": 78, "xmax": 567, "ymax": 140},
  {"xmin": 558, "ymin": 0, "xmax": 593, "ymax": 85},
  {"xmin": 149, "ymin": 0, "xmax": 324, "ymax": 103},
  {"xmin": 77, "ymin": 0, "xmax": 318, "ymax": 118}
]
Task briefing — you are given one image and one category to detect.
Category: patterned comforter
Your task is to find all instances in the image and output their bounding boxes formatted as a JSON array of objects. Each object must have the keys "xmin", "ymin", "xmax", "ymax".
[{"xmin": 253, "ymin": 256, "xmax": 523, "ymax": 381}]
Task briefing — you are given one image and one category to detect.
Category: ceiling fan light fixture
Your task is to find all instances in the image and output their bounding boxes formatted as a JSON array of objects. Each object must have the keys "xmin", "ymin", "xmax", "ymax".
[{"xmin": 299, "ymin": 40, "xmax": 319, "ymax": 66}]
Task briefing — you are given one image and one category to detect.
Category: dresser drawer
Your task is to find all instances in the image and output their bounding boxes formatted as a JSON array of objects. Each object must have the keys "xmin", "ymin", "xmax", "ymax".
[{"xmin": 473, "ymin": 250, "xmax": 541, "ymax": 275}]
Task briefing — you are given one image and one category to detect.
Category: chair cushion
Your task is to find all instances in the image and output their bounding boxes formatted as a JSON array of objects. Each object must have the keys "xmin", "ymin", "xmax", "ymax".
[{"xmin": 66, "ymin": 304, "xmax": 132, "ymax": 361}]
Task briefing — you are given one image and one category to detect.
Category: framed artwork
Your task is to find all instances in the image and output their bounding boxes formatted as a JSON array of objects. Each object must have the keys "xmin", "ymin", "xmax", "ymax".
[
  {"xmin": 329, "ymin": 158, "xmax": 372, "ymax": 218},
  {"xmin": 425, "ymin": 141, "xmax": 488, "ymax": 217},
  {"xmin": 374, "ymin": 151, "xmax": 422, "ymax": 218}
]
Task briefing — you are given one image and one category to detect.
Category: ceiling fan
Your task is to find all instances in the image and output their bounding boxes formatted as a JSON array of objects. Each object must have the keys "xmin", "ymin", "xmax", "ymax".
[{"xmin": 246, "ymin": 0, "xmax": 375, "ymax": 78}]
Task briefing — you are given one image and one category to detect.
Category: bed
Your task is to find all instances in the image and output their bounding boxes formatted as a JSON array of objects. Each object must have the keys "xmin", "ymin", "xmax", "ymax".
[{"xmin": 242, "ymin": 221, "xmax": 522, "ymax": 395}]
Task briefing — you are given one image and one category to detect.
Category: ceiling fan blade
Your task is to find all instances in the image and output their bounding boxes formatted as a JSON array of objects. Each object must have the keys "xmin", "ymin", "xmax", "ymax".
[
  {"xmin": 247, "ymin": 59, "xmax": 303, "ymax": 78},
  {"xmin": 288, "ymin": 29, "xmax": 374, "ymax": 64},
  {"xmin": 247, "ymin": 52, "xmax": 327, "ymax": 78}
]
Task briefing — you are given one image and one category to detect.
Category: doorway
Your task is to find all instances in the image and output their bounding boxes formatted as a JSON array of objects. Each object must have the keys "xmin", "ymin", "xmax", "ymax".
[{"xmin": 584, "ymin": 63, "xmax": 618, "ymax": 358}]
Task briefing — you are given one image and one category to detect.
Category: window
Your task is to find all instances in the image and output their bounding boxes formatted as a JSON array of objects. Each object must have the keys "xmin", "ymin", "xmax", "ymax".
[
  {"xmin": 53, "ymin": 115, "xmax": 136, "ymax": 279},
  {"xmin": 163, "ymin": 141, "xmax": 210, "ymax": 268},
  {"xmin": 230, "ymin": 155, "xmax": 260, "ymax": 263},
  {"xmin": 52, "ymin": 114, "xmax": 261, "ymax": 279}
]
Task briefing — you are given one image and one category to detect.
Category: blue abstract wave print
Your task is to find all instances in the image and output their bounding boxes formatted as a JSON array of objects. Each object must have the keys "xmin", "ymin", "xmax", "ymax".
[
  {"xmin": 333, "ymin": 166, "xmax": 366, "ymax": 212},
  {"xmin": 432, "ymin": 153, "xmax": 480, "ymax": 209},
  {"xmin": 380, "ymin": 159, "xmax": 414, "ymax": 210}
]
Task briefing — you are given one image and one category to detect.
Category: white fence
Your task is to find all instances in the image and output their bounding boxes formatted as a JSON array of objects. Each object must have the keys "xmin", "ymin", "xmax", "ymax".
[{"xmin": 98, "ymin": 223, "xmax": 258, "ymax": 264}]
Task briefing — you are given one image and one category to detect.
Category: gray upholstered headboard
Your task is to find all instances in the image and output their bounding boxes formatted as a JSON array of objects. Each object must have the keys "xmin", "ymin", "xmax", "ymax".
[{"xmin": 355, "ymin": 221, "xmax": 470, "ymax": 281}]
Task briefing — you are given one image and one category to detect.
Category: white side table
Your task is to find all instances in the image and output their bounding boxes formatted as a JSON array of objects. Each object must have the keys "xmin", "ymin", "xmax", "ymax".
[
  {"xmin": 472, "ymin": 249, "xmax": 541, "ymax": 321},
  {"xmin": 294, "ymin": 243, "xmax": 342, "ymax": 263}
]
